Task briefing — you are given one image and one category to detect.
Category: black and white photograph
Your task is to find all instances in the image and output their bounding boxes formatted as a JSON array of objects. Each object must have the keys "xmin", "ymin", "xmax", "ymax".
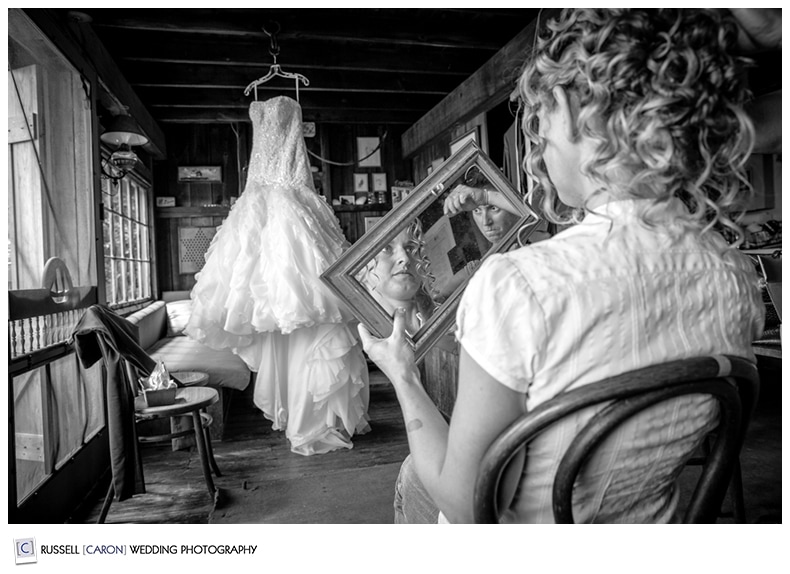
[{"xmin": 5, "ymin": 4, "xmax": 783, "ymax": 572}]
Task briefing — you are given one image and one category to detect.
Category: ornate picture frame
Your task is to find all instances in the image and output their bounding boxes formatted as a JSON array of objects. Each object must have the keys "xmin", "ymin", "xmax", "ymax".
[
  {"xmin": 177, "ymin": 166, "xmax": 222, "ymax": 183},
  {"xmin": 321, "ymin": 142, "xmax": 540, "ymax": 363}
]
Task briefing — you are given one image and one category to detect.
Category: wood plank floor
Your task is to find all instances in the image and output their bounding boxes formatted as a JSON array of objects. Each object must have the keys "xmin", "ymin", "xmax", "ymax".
[
  {"xmin": 75, "ymin": 369, "xmax": 409, "ymax": 524},
  {"xmin": 72, "ymin": 358, "xmax": 781, "ymax": 524}
]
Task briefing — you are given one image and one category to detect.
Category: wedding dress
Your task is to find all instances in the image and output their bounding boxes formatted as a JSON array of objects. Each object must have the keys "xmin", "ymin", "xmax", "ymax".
[{"xmin": 185, "ymin": 96, "xmax": 370, "ymax": 455}]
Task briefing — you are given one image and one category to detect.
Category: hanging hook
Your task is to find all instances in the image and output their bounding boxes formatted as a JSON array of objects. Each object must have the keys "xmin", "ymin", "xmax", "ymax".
[{"xmin": 262, "ymin": 21, "xmax": 281, "ymax": 63}]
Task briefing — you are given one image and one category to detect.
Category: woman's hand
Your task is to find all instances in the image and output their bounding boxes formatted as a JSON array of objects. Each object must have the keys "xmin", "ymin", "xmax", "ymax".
[
  {"xmin": 357, "ymin": 308, "xmax": 421, "ymax": 387},
  {"xmin": 443, "ymin": 184, "xmax": 487, "ymax": 216}
]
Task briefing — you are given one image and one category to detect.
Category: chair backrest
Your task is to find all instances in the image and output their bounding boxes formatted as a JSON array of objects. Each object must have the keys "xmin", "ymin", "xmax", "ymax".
[{"xmin": 473, "ymin": 355, "xmax": 760, "ymax": 523}]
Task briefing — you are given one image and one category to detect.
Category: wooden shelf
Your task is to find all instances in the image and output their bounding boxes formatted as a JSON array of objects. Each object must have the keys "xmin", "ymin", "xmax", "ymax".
[
  {"xmin": 156, "ymin": 206, "xmax": 230, "ymax": 218},
  {"xmin": 332, "ymin": 204, "xmax": 390, "ymax": 213}
]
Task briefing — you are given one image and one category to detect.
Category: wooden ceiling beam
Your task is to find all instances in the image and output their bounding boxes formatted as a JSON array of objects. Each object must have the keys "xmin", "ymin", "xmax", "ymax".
[
  {"xmin": 137, "ymin": 87, "xmax": 443, "ymax": 112},
  {"xmin": 92, "ymin": 30, "xmax": 490, "ymax": 76},
  {"xmin": 120, "ymin": 62, "xmax": 463, "ymax": 95},
  {"xmin": 77, "ymin": 8, "xmax": 535, "ymax": 51},
  {"xmin": 152, "ymin": 107, "xmax": 420, "ymax": 125}
]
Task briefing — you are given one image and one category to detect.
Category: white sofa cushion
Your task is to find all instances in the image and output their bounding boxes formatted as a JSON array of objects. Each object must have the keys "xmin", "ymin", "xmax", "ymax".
[{"xmin": 147, "ymin": 336, "xmax": 251, "ymax": 392}]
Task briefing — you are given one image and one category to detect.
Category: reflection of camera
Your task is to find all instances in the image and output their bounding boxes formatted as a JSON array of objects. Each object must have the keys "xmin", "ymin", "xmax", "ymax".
[{"xmin": 463, "ymin": 165, "xmax": 489, "ymax": 188}]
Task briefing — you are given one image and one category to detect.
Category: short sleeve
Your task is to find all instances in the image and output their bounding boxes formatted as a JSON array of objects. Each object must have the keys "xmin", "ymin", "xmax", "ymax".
[{"xmin": 455, "ymin": 254, "xmax": 547, "ymax": 393}]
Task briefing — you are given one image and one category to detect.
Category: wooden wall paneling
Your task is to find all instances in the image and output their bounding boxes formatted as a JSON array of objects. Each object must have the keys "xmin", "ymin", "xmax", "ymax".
[
  {"xmin": 8, "ymin": 64, "xmax": 46, "ymax": 289},
  {"xmin": 177, "ymin": 125, "xmax": 195, "ymax": 206},
  {"xmin": 169, "ymin": 217, "xmax": 181, "ymax": 291},
  {"xmin": 185, "ymin": 126, "xmax": 206, "ymax": 206},
  {"xmin": 238, "ymin": 121, "xmax": 252, "ymax": 196},
  {"xmin": 336, "ymin": 211, "xmax": 357, "ymax": 245},
  {"xmin": 327, "ymin": 123, "xmax": 354, "ymax": 203},
  {"xmin": 45, "ymin": 69, "xmax": 81, "ymax": 280},
  {"xmin": 225, "ymin": 122, "xmax": 246, "ymax": 201},
  {"xmin": 161, "ymin": 124, "xmax": 186, "ymax": 205},
  {"xmin": 153, "ymin": 216, "xmax": 174, "ymax": 293},
  {"xmin": 486, "ymin": 99, "xmax": 520, "ymax": 173},
  {"xmin": 209, "ymin": 123, "xmax": 232, "ymax": 205}
]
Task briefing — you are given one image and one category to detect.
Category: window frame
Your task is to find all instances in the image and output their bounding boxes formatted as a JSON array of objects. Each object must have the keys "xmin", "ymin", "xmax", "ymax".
[{"xmin": 101, "ymin": 159, "xmax": 155, "ymax": 309}]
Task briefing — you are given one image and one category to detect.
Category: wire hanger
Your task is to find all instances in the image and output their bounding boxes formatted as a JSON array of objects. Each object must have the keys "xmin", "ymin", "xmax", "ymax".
[{"xmin": 243, "ymin": 21, "xmax": 310, "ymax": 102}]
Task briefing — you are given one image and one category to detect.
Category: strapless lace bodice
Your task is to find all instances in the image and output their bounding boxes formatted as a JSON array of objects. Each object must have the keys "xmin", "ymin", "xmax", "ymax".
[{"xmin": 247, "ymin": 96, "xmax": 313, "ymax": 188}]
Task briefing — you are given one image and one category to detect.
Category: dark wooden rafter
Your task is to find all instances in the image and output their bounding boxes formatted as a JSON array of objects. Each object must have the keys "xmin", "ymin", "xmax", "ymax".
[
  {"xmin": 56, "ymin": 7, "xmax": 539, "ymax": 126},
  {"xmin": 137, "ymin": 87, "xmax": 443, "ymax": 112},
  {"xmin": 153, "ymin": 108, "xmax": 422, "ymax": 125},
  {"xmin": 124, "ymin": 62, "xmax": 461, "ymax": 94},
  {"xmin": 79, "ymin": 8, "xmax": 530, "ymax": 50},
  {"xmin": 93, "ymin": 31, "xmax": 492, "ymax": 76}
]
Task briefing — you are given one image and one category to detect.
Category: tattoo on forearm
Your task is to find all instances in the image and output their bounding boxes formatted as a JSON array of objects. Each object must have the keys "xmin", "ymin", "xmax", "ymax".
[{"xmin": 406, "ymin": 419, "xmax": 423, "ymax": 432}]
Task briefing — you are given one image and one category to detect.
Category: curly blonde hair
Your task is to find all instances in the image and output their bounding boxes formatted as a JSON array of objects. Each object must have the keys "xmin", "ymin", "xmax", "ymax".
[
  {"xmin": 519, "ymin": 8, "xmax": 755, "ymax": 243},
  {"xmin": 356, "ymin": 220, "xmax": 436, "ymax": 315}
]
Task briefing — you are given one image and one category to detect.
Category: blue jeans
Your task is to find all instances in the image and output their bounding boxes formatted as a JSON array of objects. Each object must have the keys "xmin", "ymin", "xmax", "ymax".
[{"xmin": 393, "ymin": 455, "xmax": 440, "ymax": 524}]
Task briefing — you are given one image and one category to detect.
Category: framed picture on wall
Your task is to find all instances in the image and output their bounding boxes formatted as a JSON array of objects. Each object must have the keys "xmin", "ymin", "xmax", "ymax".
[
  {"xmin": 357, "ymin": 137, "xmax": 382, "ymax": 167},
  {"xmin": 177, "ymin": 166, "xmax": 222, "ymax": 183},
  {"xmin": 320, "ymin": 141, "xmax": 541, "ymax": 363},
  {"xmin": 372, "ymin": 173, "xmax": 387, "ymax": 192},
  {"xmin": 353, "ymin": 173, "xmax": 369, "ymax": 193}
]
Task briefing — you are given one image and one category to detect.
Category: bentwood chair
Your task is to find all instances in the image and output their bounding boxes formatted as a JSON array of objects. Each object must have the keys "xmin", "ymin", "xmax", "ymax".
[
  {"xmin": 473, "ymin": 355, "xmax": 759, "ymax": 523},
  {"xmin": 71, "ymin": 305, "xmax": 222, "ymax": 523}
]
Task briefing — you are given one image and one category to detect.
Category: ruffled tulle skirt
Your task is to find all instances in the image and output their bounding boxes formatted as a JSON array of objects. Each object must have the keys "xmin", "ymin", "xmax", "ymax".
[
  {"xmin": 185, "ymin": 178, "xmax": 370, "ymax": 455},
  {"xmin": 241, "ymin": 324, "xmax": 370, "ymax": 455},
  {"xmin": 186, "ymin": 178, "xmax": 352, "ymax": 343}
]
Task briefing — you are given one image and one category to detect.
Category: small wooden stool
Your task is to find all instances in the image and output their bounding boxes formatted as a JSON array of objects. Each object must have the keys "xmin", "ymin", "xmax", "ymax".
[
  {"xmin": 170, "ymin": 371, "xmax": 226, "ymax": 444},
  {"xmin": 133, "ymin": 387, "xmax": 222, "ymax": 495},
  {"xmin": 98, "ymin": 386, "xmax": 222, "ymax": 523}
]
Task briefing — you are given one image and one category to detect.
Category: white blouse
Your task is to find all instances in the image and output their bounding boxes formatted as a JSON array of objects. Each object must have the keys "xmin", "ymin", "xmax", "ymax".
[{"xmin": 455, "ymin": 199, "xmax": 764, "ymax": 523}]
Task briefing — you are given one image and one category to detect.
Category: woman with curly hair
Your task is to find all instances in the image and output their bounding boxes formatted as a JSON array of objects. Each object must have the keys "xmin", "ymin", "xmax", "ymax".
[{"xmin": 359, "ymin": 8, "xmax": 765, "ymax": 523}]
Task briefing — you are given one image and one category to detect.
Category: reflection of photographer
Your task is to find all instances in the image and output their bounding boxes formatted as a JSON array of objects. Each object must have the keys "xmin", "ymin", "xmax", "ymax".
[
  {"xmin": 431, "ymin": 169, "xmax": 522, "ymax": 301},
  {"xmin": 443, "ymin": 166, "xmax": 522, "ymax": 219}
]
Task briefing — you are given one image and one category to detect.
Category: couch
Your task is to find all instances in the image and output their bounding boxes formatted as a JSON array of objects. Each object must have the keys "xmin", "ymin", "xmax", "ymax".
[{"xmin": 125, "ymin": 290, "xmax": 253, "ymax": 440}]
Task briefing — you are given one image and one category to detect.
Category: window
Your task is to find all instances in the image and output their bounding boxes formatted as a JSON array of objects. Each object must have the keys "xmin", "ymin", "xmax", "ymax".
[
  {"xmin": 8, "ymin": 9, "xmax": 103, "ymax": 510},
  {"xmin": 8, "ymin": 13, "xmax": 95, "ymax": 291},
  {"xmin": 102, "ymin": 173, "xmax": 153, "ymax": 306}
]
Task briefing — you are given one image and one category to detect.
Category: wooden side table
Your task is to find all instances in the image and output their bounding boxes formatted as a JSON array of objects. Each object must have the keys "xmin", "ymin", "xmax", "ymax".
[
  {"xmin": 99, "ymin": 387, "xmax": 222, "ymax": 523},
  {"xmin": 170, "ymin": 370, "xmax": 226, "ymax": 443}
]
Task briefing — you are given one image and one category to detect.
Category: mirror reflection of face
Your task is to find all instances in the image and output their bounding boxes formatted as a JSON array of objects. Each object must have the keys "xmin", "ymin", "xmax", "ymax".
[
  {"xmin": 368, "ymin": 227, "xmax": 422, "ymax": 305},
  {"xmin": 472, "ymin": 204, "xmax": 520, "ymax": 244}
]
